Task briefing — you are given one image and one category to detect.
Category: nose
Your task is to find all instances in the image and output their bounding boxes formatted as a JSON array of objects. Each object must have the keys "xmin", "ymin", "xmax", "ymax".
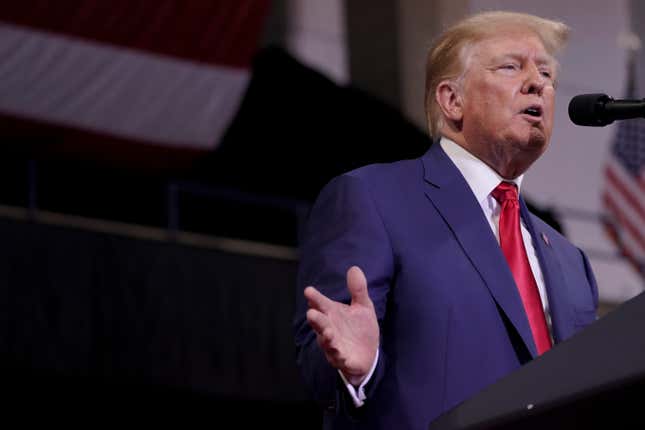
[{"xmin": 521, "ymin": 65, "xmax": 546, "ymax": 95}]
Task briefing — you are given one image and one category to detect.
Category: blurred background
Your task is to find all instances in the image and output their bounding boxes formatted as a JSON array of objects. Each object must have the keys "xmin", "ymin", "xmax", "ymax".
[{"xmin": 0, "ymin": 0, "xmax": 642, "ymax": 427}]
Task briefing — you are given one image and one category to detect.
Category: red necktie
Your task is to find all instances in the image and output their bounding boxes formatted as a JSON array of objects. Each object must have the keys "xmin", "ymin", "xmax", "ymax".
[{"xmin": 492, "ymin": 182, "xmax": 551, "ymax": 355}]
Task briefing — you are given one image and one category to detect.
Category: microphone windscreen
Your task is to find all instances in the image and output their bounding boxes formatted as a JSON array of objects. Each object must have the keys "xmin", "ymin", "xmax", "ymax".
[{"xmin": 568, "ymin": 93, "xmax": 611, "ymax": 126}]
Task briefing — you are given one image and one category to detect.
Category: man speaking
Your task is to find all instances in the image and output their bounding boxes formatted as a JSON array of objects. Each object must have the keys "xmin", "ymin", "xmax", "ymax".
[{"xmin": 294, "ymin": 11, "xmax": 598, "ymax": 430}]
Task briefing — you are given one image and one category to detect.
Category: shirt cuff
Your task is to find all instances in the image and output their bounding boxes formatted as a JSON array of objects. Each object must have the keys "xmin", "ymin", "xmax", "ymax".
[{"xmin": 337, "ymin": 348, "xmax": 380, "ymax": 408}]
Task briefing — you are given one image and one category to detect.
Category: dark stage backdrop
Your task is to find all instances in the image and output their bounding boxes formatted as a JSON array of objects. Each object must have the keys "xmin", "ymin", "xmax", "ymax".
[{"xmin": 0, "ymin": 216, "xmax": 319, "ymax": 427}]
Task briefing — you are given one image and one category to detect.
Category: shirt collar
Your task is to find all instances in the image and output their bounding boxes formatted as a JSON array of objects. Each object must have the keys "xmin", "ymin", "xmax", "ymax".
[{"xmin": 439, "ymin": 137, "xmax": 524, "ymax": 205}]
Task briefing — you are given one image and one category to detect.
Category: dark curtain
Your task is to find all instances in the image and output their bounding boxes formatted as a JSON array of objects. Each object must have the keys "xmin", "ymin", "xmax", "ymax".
[{"xmin": 0, "ymin": 217, "xmax": 319, "ymax": 427}]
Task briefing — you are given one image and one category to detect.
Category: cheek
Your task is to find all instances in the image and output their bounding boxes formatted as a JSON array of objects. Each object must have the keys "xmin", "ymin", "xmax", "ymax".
[
  {"xmin": 470, "ymin": 88, "xmax": 507, "ymax": 120},
  {"xmin": 544, "ymin": 89, "xmax": 556, "ymax": 118}
]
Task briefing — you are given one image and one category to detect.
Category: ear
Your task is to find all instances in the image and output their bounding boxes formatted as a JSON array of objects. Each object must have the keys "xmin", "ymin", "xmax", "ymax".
[{"xmin": 435, "ymin": 80, "xmax": 463, "ymax": 123}]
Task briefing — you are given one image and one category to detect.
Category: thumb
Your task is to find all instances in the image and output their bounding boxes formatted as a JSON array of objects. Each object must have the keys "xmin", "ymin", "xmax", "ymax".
[{"xmin": 347, "ymin": 266, "xmax": 371, "ymax": 307}]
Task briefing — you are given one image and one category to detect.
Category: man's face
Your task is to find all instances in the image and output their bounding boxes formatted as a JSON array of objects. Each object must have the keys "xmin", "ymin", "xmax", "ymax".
[{"xmin": 459, "ymin": 32, "xmax": 556, "ymax": 178}]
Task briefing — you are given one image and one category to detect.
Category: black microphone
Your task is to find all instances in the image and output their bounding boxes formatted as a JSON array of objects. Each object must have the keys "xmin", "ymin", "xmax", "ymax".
[{"xmin": 568, "ymin": 93, "xmax": 645, "ymax": 126}]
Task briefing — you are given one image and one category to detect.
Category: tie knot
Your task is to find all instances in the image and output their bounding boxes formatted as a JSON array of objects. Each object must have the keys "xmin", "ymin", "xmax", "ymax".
[{"xmin": 491, "ymin": 182, "xmax": 518, "ymax": 203}]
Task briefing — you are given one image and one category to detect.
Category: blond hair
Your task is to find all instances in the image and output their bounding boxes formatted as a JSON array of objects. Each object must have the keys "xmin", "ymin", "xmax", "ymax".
[{"xmin": 424, "ymin": 11, "xmax": 570, "ymax": 137}]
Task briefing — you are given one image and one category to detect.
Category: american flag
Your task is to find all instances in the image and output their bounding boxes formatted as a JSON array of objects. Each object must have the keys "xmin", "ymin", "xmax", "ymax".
[
  {"xmin": 602, "ymin": 56, "xmax": 645, "ymax": 276},
  {"xmin": 0, "ymin": 1, "xmax": 270, "ymax": 168}
]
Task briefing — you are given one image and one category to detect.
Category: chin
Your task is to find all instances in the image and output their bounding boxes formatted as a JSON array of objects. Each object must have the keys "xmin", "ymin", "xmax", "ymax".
[
  {"xmin": 509, "ymin": 127, "xmax": 548, "ymax": 149},
  {"xmin": 527, "ymin": 128, "xmax": 549, "ymax": 149}
]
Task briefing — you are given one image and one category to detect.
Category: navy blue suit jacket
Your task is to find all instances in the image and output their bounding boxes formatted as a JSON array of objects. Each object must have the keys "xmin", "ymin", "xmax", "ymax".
[{"xmin": 294, "ymin": 142, "xmax": 599, "ymax": 430}]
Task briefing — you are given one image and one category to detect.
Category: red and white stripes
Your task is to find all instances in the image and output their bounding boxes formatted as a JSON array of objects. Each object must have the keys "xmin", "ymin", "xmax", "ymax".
[
  {"xmin": 602, "ymin": 157, "xmax": 645, "ymax": 265},
  {"xmin": 0, "ymin": 0, "xmax": 270, "ymax": 163}
]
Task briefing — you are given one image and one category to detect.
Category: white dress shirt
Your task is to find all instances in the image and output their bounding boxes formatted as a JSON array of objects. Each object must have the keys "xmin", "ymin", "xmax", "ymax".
[{"xmin": 341, "ymin": 137, "xmax": 551, "ymax": 407}]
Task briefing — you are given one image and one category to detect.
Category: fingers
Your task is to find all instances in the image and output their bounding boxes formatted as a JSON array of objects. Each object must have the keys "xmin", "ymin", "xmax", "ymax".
[
  {"xmin": 305, "ymin": 266, "xmax": 371, "ymax": 310},
  {"xmin": 307, "ymin": 309, "xmax": 341, "ymax": 363},
  {"xmin": 303, "ymin": 270, "xmax": 376, "ymax": 377},
  {"xmin": 304, "ymin": 286, "xmax": 334, "ymax": 314},
  {"xmin": 347, "ymin": 266, "xmax": 371, "ymax": 307},
  {"xmin": 320, "ymin": 341, "xmax": 344, "ymax": 369},
  {"xmin": 312, "ymin": 325, "xmax": 343, "ymax": 367},
  {"xmin": 306, "ymin": 307, "xmax": 328, "ymax": 336}
]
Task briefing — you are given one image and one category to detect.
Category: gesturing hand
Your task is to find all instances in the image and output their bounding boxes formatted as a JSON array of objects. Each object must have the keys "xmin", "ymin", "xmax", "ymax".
[{"xmin": 304, "ymin": 266, "xmax": 379, "ymax": 386}]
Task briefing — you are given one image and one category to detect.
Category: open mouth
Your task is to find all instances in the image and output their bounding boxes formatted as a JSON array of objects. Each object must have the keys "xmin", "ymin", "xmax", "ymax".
[{"xmin": 522, "ymin": 106, "xmax": 543, "ymax": 117}]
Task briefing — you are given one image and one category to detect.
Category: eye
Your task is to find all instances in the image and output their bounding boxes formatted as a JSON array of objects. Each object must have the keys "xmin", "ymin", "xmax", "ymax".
[
  {"xmin": 496, "ymin": 63, "xmax": 520, "ymax": 75},
  {"xmin": 540, "ymin": 70, "xmax": 552, "ymax": 79},
  {"xmin": 500, "ymin": 63, "xmax": 519, "ymax": 71}
]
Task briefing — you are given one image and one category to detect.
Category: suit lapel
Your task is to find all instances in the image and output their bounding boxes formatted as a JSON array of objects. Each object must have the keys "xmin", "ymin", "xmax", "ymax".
[
  {"xmin": 519, "ymin": 201, "xmax": 574, "ymax": 343},
  {"xmin": 421, "ymin": 143, "xmax": 538, "ymax": 358}
]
